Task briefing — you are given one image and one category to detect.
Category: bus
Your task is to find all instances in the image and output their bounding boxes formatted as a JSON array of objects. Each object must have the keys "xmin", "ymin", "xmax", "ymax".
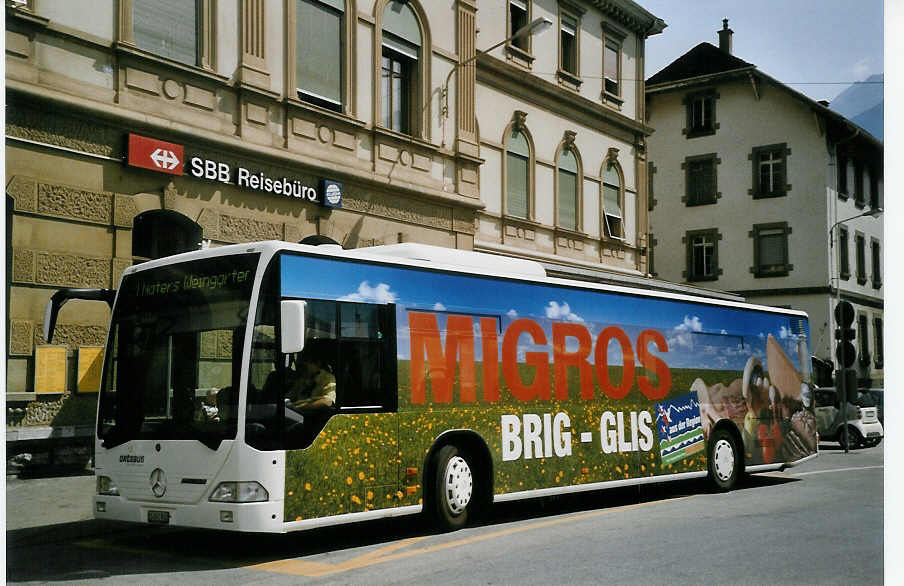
[{"xmin": 45, "ymin": 240, "xmax": 818, "ymax": 532}]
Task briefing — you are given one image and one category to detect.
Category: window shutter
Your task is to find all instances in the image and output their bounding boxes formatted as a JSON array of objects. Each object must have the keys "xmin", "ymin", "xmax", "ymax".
[
  {"xmin": 133, "ymin": 0, "xmax": 198, "ymax": 66},
  {"xmin": 506, "ymin": 152, "xmax": 529, "ymax": 218},
  {"xmin": 297, "ymin": 0, "xmax": 344, "ymax": 105}
]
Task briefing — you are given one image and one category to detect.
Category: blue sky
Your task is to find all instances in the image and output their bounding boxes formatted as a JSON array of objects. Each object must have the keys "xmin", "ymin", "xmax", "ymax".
[
  {"xmin": 641, "ymin": 0, "xmax": 884, "ymax": 103},
  {"xmin": 282, "ymin": 255, "xmax": 809, "ymax": 373}
]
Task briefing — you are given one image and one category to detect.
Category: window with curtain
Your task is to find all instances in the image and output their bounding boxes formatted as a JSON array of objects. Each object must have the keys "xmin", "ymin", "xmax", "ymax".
[
  {"xmin": 752, "ymin": 222, "xmax": 791, "ymax": 277},
  {"xmin": 297, "ymin": 0, "xmax": 344, "ymax": 111},
  {"xmin": 382, "ymin": 1, "xmax": 421, "ymax": 134},
  {"xmin": 506, "ymin": 129, "xmax": 530, "ymax": 219},
  {"xmin": 603, "ymin": 163, "xmax": 623, "ymax": 239},
  {"xmin": 557, "ymin": 150, "xmax": 578, "ymax": 230},
  {"xmin": 604, "ymin": 38, "xmax": 620, "ymax": 97},
  {"xmin": 133, "ymin": 0, "xmax": 199, "ymax": 66}
]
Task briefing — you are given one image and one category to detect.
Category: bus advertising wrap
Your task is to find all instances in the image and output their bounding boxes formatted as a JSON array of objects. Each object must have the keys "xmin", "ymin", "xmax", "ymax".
[{"xmin": 277, "ymin": 254, "xmax": 817, "ymax": 521}]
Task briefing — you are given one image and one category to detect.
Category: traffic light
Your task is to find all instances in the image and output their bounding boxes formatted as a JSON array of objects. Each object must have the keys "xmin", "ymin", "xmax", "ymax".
[{"xmin": 834, "ymin": 300, "xmax": 856, "ymax": 368}]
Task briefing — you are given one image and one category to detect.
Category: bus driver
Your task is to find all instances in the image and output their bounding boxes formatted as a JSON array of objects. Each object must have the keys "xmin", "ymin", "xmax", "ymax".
[{"xmin": 284, "ymin": 347, "xmax": 337, "ymax": 412}]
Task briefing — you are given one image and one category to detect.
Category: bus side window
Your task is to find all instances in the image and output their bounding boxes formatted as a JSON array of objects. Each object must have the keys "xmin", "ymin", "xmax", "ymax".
[{"xmin": 336, "ymin": 301, "xmax": 397, "ymax": 411}]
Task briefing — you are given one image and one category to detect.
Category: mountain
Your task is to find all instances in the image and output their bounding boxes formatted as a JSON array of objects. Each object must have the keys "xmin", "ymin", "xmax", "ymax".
[{"xmin": 829, "ymin": 74, "xmax": 883, "ymax": 141}]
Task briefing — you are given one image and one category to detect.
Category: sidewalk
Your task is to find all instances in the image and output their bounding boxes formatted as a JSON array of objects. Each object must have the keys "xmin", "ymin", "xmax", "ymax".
[{"xmin": 6, "ymin": 473, "xmax": 96, "ymax": 532}]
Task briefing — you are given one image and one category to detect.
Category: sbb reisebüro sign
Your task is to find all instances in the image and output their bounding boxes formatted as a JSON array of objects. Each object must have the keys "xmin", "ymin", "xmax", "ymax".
[{"xmin": 126, "ymin": 133, "xmax": 341, "ymax": 208}]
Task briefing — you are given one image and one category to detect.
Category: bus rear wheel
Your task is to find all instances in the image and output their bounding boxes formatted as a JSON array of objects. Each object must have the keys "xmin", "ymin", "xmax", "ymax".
[
  {"xmin": 430, "ymin": 445, "xmax": 474, "ymax": 531},
  {"xmin": 708, "ymin": 428, "xmax": 741, "ymax": 491}
]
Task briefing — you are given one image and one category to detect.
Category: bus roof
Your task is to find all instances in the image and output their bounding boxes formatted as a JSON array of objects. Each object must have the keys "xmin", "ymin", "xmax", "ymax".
[{"xmin": 121, "ymin": 240, "xmax": 808, "ymax": 319}]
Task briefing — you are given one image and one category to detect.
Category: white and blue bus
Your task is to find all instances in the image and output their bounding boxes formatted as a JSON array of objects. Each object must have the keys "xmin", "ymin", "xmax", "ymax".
[{"xmin": 45, "ymin": 240, "xmax": 818, "ymax": 532}]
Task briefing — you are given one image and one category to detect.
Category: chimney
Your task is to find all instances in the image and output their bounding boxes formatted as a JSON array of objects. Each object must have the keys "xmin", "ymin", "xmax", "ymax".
[{"xmin": 718, "ymin": 19, "xmax": 733, "ymax": 54}]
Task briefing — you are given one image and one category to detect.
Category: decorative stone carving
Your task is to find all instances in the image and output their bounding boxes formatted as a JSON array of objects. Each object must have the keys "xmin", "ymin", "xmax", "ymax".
[
  {"xmin": 37, "ymin": 183, "xmax": 111, "ymax": 224},
  {"xmin": 217, "ymin": 330, "xmax": 233, "ymax": 359},
  {"xmin": 12, "ymin": 249, "xmax": 36, "ymax": 283},
  {"xmin": 378, "ymin": 143, "xmax": 399, "ymax": 163},
  {"xmin": 6, "ymin": 176, "xmax": 38, "ymax": 212},
  {"xmin": 162, "ymin": 79, "xmax": 183, "ymax": 100},
  {"xmin": 318, "ymin": 125, "xmax": 333, "ymax": 144},
  {"xmin": 185, "ymin": 84, "xmax": 216, "ymax": 110},
  {"xmin": 126, "ymin": 67, "xmax": 159, "ymax": 95},
  {"xmin": 284, "ymin": 223, "xmax": 302, "ymax": 243},
  {"xmin": 512, "ymin": 110, "xmax": 528, "ymax": 132},
  {"xmin": 333, "ymin": 130, "xmax": 355, "ymax": 151},
  {"xmin": 164, "ymin": 182, "xmax": 178, "ymax": 210},
  {"xmin": 452, "ymin": 209, "xmax": 476, "ymax": 235},
  {"xmin": 563, "ymin": 130, "xmax": 577, "ymax": 151},
  {"xmin": 34, "ymin": 323, "xmax": 108, "ymax": 350},
  {"xmin": 197, "ymin": 208, "xmax": 219, "ymax": 239},
  {"xmin": 606, "ymin": 147, "xmax": 620, "ymax": 163},
  {"xmin": 200, "ymin": 330, "xmax": 218, "ymax": 359},
  {"xmin": 219, "ymin": 214, "xmax": 283, "ymax": 243},
  {"xmin": 412, "ymin": 153, "xmax": 431, "ymax": 172},
  {"xmin": 9, "ymin": 320, "xmax": 34, "ymax": 356},
  {"xmin": 114, "ymin": 194, "xmax": 140, "ymax": 227},
  {"xmin": 504, "ymin": 224, "xmax": 536, "ymax": 241},
  {"xmin": 34, "ymin": 251, "xmax": 109, "ymax": 288},
  {"xmin": 342, "ymin": 191, "xmax": 453, "ymax": 231},
  {"xmin": 246, "ymin": 102, "xmax": 268, "ymax": 126},
  {"xmin": 292, "ymin": 118, "xmax": 318, "ymax": 140},
  {"xmin": 112, "ymin": 258, "xmax": 133, "ymax": 288},
  {"xmin": 6, "ymin": 102, "xmax": 121, "ymax": 159}
]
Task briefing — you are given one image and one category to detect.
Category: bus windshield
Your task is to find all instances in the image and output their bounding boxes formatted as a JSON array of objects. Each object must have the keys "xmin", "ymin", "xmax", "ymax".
[{"xmin": 98, "ymin": 253, "xmax": 259, "ymax": 449}]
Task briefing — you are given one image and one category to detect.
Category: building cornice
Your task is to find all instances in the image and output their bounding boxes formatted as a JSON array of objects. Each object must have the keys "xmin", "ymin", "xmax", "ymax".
[
  {"xmin": 477, "ymin": 54, "xmax": 654, "ymax": 142},
  {"xmin": 590, "ymin": 0, "xmax": 666, "ymax": 37}
]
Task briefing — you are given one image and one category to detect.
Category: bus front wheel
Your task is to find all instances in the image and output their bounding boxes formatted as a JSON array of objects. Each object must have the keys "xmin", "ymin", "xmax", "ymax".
[
  {"xmin": 708, "ymin": 428, "xmax": 741, "ymax": 491},
  {"xmin": 431, "ymin": 445, "xmax": 474, "ymax": 531}
]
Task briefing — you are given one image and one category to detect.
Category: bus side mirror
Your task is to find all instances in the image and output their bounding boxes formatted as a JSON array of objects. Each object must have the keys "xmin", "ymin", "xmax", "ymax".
[
  {"xmin": 281, "ymin": 300, "xmax": 307, "ymax": 354},
  {"xmin": 43, "ymin": 288, "xmax": 116, "ymax": 343}
]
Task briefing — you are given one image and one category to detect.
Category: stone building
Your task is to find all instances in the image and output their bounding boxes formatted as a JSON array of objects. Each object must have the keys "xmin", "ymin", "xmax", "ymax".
[
  {"xmin": 5, "ymin": 1, "xmax": 667, "ymax": 434},
  {"xmin": 645, "ymin": 21, "xmax": 884, "ymax": 387}
]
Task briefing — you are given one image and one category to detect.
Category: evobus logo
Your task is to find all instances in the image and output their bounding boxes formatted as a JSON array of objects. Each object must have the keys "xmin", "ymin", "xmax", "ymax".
[{"xmin": 120, "ymin": 454, "xmax": 145, "ymax": 464}]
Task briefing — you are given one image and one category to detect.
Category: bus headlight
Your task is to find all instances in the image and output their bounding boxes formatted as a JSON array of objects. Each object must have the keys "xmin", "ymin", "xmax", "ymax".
[
  {"xmin": 209, "ymin": 481, "xmax": 269, "ymax": 503},
  {"xmin": 97, "ymin": 475, "xmax": 120, "ymax": 496}
]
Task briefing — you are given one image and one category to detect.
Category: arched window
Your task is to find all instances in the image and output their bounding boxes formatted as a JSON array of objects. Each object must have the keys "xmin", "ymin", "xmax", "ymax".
[
  {"xmin": 557, "ymin": 149, "xmax": 579, "ymax": 231},
  {"xmin": 132, "ymin": 210, "xmax": 202, "ymax": 260},
  {"xmin": 506, "ymin": 129, "xmax": 531, "ymax": 218},
  {"xmin": 381, "ymin": 1, "xmax": 422, "ymax": 135},
  {"xmin": 603, "ymin": 162, "xmax": 624, "ymax": 239}
]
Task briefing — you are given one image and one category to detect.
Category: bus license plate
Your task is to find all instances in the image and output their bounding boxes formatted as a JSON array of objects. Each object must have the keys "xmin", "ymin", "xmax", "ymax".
[{"xmin": 148, "ymin": 510, "xmax": 170, "ymax": 524}]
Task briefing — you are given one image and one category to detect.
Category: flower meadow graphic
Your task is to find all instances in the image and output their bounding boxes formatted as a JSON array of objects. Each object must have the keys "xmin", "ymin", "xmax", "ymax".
[{"xmin": 279, "ymin": 254, "xmax": 817, "ymax": 521}]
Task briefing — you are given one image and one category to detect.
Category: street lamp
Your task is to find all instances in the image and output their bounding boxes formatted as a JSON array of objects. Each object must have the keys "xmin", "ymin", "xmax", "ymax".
[
  {"xmin": 829, "ymin": 206, "xmax": 882, "ymax": 453},
  {"xmin": 440, "ymin": 16, "xmax": 553, "ymax": 146}
]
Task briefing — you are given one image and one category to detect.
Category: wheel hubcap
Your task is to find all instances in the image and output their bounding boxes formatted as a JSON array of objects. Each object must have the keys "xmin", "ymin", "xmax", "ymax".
[
  {"xmin": 713, "ymin": 439, "xmax": 735, "ymax": 482},
  {"xmin": 444, "ymin": 455, "xmax": 473, "ymax": 515}
]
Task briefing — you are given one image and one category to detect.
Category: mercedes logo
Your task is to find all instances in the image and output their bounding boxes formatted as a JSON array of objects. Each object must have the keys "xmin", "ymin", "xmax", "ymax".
[{"xmin": 149, "ymin": 468, "xmax": 167, "ymax": 498}]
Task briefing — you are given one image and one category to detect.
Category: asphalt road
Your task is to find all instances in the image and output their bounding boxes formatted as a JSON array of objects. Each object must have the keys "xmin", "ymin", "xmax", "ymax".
[{"xmin": 7, "ymin": 443, "xmax": 884, "ymax": 585}]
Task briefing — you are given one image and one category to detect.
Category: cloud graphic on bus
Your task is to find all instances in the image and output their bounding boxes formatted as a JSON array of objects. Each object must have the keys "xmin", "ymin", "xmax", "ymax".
[
  {"xmin": 338, "ymin": 281, "xmax": 398, "ymax": 304},
  {"xmin": 544, "ymin": 301, "xmax": 584, "ymax": 323}
]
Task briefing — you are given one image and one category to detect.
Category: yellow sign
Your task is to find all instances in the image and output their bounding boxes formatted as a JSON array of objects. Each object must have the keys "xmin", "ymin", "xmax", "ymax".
[
  {"xmin": 35, "ymin": 345, "xmax": 67, "ymax": 394},
  {"xmin": 77, "ymin": 346, "xmax": 104, "ymax": 393}
]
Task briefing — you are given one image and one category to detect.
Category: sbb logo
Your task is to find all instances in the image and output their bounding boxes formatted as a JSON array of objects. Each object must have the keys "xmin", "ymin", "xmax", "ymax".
[{"xmin": 189, "ymin": 157, "xmax": 232, "ymax": 182}]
